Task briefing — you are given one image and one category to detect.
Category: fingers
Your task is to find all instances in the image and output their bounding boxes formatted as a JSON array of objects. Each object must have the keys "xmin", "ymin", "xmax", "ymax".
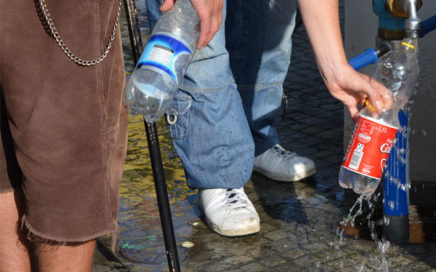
[
  {"xmin": 341, "ymin": 69, "xmax": 391, "ymax": 114},
  {"xmin": 365, "ymin": 76, "xmax": 392, "ymax": 113},
  {"xmin": 324, "ymin": 64, "xmax": 393, "ymax": 121},
  {"xmin": 197, "ymin": 9, "xmax": 222, "ymax": 49},
  {"xmin": 381, "ymin": 90, "xmax": 392, "ymax": 111},
  {"xmin": 191, "ymin": 0, "xmax": 223, "ymax": 50},
  {"xmin": 197, "ymin": 17, "xmax": 211, "ymax": 50},
  {"xmin": 347, "ymin": 104, "xmax": 360, "ymax": 123},
  {"xmin": 159, "ymin": 0, "xmax": 175, "ymax": 12},
  {"xmin": 159, "ymin": 0, "xmax": 223, "ymax": 50}
]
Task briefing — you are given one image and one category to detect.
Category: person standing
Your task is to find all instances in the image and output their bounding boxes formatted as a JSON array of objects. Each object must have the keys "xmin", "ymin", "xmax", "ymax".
[{"xmin": 0, "ymin": 0, "xmax": 221, "ymax": 270}]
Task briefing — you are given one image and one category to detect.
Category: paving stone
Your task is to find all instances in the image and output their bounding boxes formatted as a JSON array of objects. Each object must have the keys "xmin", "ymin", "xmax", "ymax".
[
  {"xmin": 240, "ymin": 262, "xmax": 265, "ymax": 271},
  {"xmin": 264, "ymin": 229, "xmax": 294, "ymax": 241},
  {"xmin": 257, "ymin": 253, "xmax": 287, "ymax": 267}
]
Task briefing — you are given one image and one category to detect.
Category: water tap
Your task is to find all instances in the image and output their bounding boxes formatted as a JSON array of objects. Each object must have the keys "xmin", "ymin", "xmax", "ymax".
[{"xmin": 400, "ymin": 0, "xmax": 421, "ymax": 38}]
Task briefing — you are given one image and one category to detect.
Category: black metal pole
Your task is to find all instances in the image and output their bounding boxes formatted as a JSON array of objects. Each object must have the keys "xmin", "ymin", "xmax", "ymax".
[
  {"xmin": 143, "ymin": 120, "xmax": 181, "ymax": 271},
  {"xmin": 123, "ymin": 0, "xmax": 143, "ymax": 61},
  {"xmin": 122, "ymin": 0, "xmax": 181, "ymax": 270}
]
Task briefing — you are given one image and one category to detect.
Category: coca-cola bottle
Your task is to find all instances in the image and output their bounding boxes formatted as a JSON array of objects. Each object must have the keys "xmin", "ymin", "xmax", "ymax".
[{"xmin": 339, "ymin": 38, "xmax": 419, "ymax": 196}]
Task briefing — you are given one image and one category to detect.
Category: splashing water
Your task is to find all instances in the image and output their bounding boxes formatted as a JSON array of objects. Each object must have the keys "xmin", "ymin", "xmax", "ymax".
[{"xmin": 331, "ymin": 193, "xmax": 393, "ymax": 271}]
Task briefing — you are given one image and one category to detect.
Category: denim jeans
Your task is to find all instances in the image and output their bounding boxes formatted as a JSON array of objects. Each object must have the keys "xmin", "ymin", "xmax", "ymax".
[
  {"xmin": 145, "ymin": 0, "xmax": 297, "ymax": 189},
  {"xmin": 144, "ymin": 0, "xmax": 162, "ymax": 30}
]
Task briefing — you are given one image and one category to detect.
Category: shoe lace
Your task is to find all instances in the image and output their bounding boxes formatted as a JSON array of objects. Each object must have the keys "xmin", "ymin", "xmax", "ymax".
[
  {"xmin": 224, "ymin": 189, "xmax": 249, "ymax": 211},
  {"xmin": 272, "ymin": 145, "xmax": 296, "ymax": 159}
]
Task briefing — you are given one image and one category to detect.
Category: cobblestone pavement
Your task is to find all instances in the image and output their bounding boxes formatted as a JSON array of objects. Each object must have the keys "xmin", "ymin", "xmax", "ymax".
[{"xmin": 92, "ymin": 3, "xmax": 436, "ymax": 272}]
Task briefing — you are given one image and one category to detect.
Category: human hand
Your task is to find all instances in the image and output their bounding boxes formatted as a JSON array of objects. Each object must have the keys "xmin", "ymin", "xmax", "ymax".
[
  {"xmin": 160, "ymin": 0, "xmax": 223, "ymax": 50},
  {"xmin": 322, "ymin": 63, "xmax": 392, "ymax": 122}
]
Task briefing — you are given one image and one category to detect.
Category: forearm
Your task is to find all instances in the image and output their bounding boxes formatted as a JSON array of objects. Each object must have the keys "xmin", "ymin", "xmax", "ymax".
[
  {"xmin": 297, "ymin": 0, "xmax": 392, "ymax": 119},
  {"xmin": 297, "ymin": 0, "xmax": 348, "ymax": 83}
]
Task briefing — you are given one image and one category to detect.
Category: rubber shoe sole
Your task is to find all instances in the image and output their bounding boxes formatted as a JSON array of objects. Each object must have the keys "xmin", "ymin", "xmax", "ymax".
[
  {"xmin": 203, "ymin": 214, "xmax": 260, "ymax": 237},
  {"xmin": 253, "ymin": 166, "xmax": 317, "ymax": 182}
]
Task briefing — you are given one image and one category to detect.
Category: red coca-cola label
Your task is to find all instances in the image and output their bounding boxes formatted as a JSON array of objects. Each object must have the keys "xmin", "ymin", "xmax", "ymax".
[{"xmin": 342, "ymin": 116, "xmax": 398, "ymax": 180}]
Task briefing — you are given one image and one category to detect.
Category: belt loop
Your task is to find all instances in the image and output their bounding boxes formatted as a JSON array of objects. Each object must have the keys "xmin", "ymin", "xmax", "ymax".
[{"xmin": 166, "ymin": 114, "xmax": 178, "ymax": 125}]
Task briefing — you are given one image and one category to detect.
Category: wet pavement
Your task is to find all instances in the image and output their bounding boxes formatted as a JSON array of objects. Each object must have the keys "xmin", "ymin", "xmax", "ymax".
[{"xmin": 92, "ymin": 3, "xmax": 436, "ymax": 272}]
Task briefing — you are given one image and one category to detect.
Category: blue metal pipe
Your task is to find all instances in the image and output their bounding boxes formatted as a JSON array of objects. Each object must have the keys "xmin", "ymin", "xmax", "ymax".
[
  {"xmin": 374, "ymin": 0, "xmax": 410, "ymax": 244},
  {"xmin": 383, "ymin": 110, "xmax": 410, "ymax": 243},
  {"xmin": 373, "ymin": 0, "xmax": 409, "ymax": 243},
  {"xmin": 348, "ymin": 43, "xmax": 391, "ymax": 71},
  {"xmin": 384, "ymin": 112, "xmax": 409, "ymax": 217},
  {"xmin": 348, "ymin": 48, "xmax": 378, "ymax": 71},
  {"xmin": 420, "ymin": 15, "xmax": 436, "ymax": 37}
]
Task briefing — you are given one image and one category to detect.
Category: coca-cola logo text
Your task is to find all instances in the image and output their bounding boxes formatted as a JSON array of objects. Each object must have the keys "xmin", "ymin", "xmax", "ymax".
[{"xmin": 380, "ymin": 143, "xmax": 392, "ymax": 154}]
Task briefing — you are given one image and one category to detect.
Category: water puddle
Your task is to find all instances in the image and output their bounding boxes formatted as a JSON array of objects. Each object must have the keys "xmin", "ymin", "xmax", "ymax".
[{"xmin": 117, "ymin": 116, "xmax": 199, "ymax": 268}]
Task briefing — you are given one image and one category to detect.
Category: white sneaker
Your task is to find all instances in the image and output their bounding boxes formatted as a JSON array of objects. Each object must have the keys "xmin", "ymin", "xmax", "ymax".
[
  {"xmin": 199, "ymin": 188, "xmax": 260, "ymax": 237},
  {"xmin": 254, "ymin": 144, "xmax": 316, "ymax": 182}
]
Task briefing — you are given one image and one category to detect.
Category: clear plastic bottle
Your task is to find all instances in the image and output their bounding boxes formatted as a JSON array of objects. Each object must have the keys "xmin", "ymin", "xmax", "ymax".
[
  {"xmin": 124, "ymin": 0, "xmax": 200, "ymax": 122},
  {"xmin": 339, "ymin": 39, "xmax": 419, "ymax": 196}
]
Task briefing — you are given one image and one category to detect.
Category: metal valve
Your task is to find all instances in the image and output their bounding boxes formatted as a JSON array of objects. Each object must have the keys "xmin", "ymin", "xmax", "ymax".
[
  {"xmin": 386, "ymin": 0, "xmax": 422, "ymax": 18},
  {"xmin": 374, "ymin": 0, "xmax": 422, "ymax": 40}
]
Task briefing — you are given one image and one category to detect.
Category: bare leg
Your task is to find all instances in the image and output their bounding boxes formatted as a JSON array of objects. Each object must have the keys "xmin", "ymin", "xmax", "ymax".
[
  {"xmin": 34, "ymin": 239, "xmax": 96, "ymax": 272},
  {"xmin": 1, "ymin": 190, "xmax": 96, "ymax": 272},
  {"xmin": 0, "ymin": 191, "xmax": 32, "ymax": 272}
]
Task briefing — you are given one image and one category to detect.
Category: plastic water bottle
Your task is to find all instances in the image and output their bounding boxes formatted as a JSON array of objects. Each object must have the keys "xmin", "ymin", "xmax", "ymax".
[
  {"xmin": 339, "ymin": 39, "xmax": 419, "ymax": 196},
  {"xmin": 124, "ymin": 0, "xmax": 200, "ymax": 122}
]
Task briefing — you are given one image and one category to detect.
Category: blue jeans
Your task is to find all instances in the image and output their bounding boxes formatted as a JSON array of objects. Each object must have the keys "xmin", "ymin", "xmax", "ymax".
[{"xmin": 145, "ymin": 0, "xmax": 297, "ymax": 189}]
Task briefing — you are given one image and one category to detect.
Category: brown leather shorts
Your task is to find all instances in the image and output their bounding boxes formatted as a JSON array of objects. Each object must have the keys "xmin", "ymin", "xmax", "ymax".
[{"xmin": 0, "ymin": 0, "xmax": 128, "ymax": 242}]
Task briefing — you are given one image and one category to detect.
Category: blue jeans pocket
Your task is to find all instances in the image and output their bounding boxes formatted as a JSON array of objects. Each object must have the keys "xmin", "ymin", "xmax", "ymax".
[{"xmin": 165, "ymin": 92, "xmax": 192, "ymax": 140}]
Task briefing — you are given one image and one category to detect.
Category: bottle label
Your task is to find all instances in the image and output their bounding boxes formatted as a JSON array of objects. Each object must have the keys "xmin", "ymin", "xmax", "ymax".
[
  {"xmin": 137, "ymin": 34, "xmax": 192, "ymax": 84},
  {"xmin": 342, "ymin": 116, "xmax": 398, "ymax": 180}
]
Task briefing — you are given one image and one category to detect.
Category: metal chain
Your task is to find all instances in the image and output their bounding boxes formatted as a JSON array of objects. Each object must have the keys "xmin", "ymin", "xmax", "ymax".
[{"xmin": 38, "ymin": 0, "xmax": 122, "ymax": 66}]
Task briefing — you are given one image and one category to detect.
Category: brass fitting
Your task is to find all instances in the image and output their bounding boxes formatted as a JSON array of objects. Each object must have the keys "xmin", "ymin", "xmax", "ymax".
[
  {"xmin": 387, "ymin": 0, "xmax": 422, "ymax": 18},
  {"xmin": 378, "ymin": 29, "xmax": 406, "ymax": 40}
]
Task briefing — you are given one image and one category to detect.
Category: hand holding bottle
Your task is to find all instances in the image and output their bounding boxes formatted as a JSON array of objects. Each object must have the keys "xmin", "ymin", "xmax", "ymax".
[
  {"xmin": 297, "ymin": 0, "xmax": 392, "ymax": 121},
  {"xmin": 124, "ymin": 0, "xmax": 201, "ymax": 122},
  {"xmin": 323, "ymin": 63, "xmax": 393, "ymax": 122},
  {"xmin": 339, "ymin": 39, "xmax": 419, "ymax": 196},
  {"xmin": 159, "ymin": 0, "xmax": 223, "ymax": 49}
]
